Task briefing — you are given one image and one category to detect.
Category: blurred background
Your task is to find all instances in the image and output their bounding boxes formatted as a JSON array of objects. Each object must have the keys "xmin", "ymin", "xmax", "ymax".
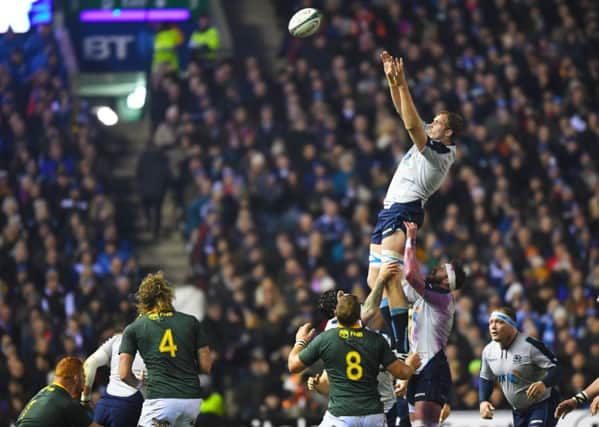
[{"xmin": 0, "ymin": 0, "xmax": 598, "ymax": 425}]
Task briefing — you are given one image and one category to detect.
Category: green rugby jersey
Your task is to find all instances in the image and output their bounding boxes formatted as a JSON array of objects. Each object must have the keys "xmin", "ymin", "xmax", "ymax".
[
  {"xmin": 120, "ymin": 311, "xmax": 208, "ymax": 399},
  {"xmin": 16, "ymin": 383, "xmax": 91, "ymax": 427},
  {"xmin": 299, "ymin": 327, "xmax": 397, "ymax": 417}
]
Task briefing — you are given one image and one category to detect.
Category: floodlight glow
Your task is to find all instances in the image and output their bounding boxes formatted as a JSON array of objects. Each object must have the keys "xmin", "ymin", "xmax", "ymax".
[
  {"xmin": 127, "ymin": 86, "xmax": 146, "ymax": 109},
  {"xmin": 96, "ymin": 106, "xmax": 119, "ymax": 126},
  {"xmin": 0, "ymin": 0, "xmax": 35, "ymax": 33}
]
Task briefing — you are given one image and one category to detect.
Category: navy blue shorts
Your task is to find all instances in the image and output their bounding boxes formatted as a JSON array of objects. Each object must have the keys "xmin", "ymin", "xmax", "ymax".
[
  {"xmin": 94, "ymin": 391, "xmax": 143, "ymax": 427},
  {"xmin": 385, "ymin": 401, "xmax": 398, "ymax": 427},
  {"xmin": 407, "ymin": 351, "xmax": 451, "ymax": 406},
  {"xmin": 513, "ymin": 389, "xmax": 559, "ymax": 427},
  {"xmin": 371, "ymin": 201, "xmax": 424, "ymax": 245}
]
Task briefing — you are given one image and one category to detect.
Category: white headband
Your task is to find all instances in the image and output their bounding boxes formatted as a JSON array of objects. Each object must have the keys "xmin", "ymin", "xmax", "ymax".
[{"xmin": 445, "ymin": 263, "xmax": 456, "ymax": 291}]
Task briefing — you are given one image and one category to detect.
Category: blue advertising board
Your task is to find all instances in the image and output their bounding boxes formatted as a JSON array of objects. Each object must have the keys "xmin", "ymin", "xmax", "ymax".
[{"xmin": 72, "ymin": 22, "xmax": 156, "ymax": 71}]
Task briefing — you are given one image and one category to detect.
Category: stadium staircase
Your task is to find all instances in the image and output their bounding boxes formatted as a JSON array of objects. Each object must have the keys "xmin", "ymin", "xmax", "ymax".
[
  {"xmin": 222, "ymin": 0, "xmax": 284, "ymax": 69},
  {"xmin": 106, "ymin": 118, "xmax": 190, "ymax": 285}
]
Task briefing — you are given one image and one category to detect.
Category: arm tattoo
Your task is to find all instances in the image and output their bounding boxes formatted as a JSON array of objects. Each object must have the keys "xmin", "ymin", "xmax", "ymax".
[{"xmin": 362, "ymin": 272, "xmax": 393, "ymax": 321}]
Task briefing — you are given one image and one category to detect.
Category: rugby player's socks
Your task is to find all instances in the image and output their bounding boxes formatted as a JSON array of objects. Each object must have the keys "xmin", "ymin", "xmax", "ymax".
[{"xmin": 390, "ymin": 307, "xmax": 409, "ymax": 354}]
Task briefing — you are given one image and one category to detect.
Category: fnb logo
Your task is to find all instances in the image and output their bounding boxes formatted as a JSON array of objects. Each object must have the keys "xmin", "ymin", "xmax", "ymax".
[{"xmin": 0, "ymin": 0, "xmax": 35, "ymax": 33}]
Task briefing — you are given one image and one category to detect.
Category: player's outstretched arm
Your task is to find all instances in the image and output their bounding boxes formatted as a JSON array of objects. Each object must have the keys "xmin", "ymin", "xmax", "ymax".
[
  {"xmin": 555, "ymin": 377, "xmax": 599, "ymax": 418},
  {"xmin": 479, "ymin": 374, "xmax": 495, "ymax": 419},
  {"xmin": 386, "ymin": 352, "xmax": 420, "ymax": 380},
  {"xmin": 381, "ymin": 50, "xmax": 402, "ymax": 116},
  {"xmin": 394, "ymin": 57, "xmax": 427, "ymax": 151},
  {"xmin": 361, "ymin": 262, "xmax": 400, "ymax": 325},
  {"xmin": 402, "ymin": 222, "xmax": 426, "ymax": 295}
]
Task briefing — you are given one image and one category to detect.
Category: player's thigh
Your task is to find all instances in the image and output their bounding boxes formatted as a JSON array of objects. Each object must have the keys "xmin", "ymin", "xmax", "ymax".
[
  {"xmin": 360, "ymin": 413, "xmax": 387, "ymax": 427},
  {"xmin": 382, "ymin": 230, "xmax": 406, "ymax": 255},
  {"xmin": 173, "ymin": 398, "xmax": 201, "ymax": 427},
  {"xmin": 413, "ymin": 400, "xmax": 442, "ymax": 424},
  {"xmin": 93, "ymin": 397, "xmax": 111, "ymax": 426},
  {"xmin": 109, "ymin": 395, "xmax": 144, "ymax": 427},
  {"xmin": 138, "ymin": 398, "xmax": 178, "ymax": 427},
  {"xmin": 367, "ymin": 243, "xmax": 382, "ymax": 287}
]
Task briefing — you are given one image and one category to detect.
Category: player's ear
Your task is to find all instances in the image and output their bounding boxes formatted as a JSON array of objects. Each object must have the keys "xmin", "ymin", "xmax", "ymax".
[{"xmin": 445, "ymin": 128, "xmax": 453, "ymax": 138}]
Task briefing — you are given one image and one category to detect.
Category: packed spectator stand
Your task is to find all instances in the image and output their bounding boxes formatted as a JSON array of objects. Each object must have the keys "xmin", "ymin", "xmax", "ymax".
[
  {"xmin": 0, "ymin": 24, "xmax": 139, "ymax": 425},
  {"xmin": 2, "ymin": 0, "xmax": 599, "ymax": 424}
]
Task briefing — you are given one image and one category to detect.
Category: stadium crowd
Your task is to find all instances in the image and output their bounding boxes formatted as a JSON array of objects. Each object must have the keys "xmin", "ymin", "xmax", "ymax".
[
  {"xmin": 1, "ymin": 0, "xmax": 599, "ymax": 424},
  {"xmin": 0, "ymin": 25, "xmax": 140, "ymax": 425},
  {"xmin": 148, "ymin": 0, "xmax": 599, "ymax": 419}
]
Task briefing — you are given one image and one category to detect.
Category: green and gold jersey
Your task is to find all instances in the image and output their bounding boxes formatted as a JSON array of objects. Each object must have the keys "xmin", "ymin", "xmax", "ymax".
[
  {"xmin": 299, "ymin": 327, "xmax": 397, "ymax": 417},
  {"xmin": 119, "ymin": 311, "xmax": 208, "ymax": 399},
  {"xmin": 16, "ymin": 383, "xmax": 91, "ymax": 427}
]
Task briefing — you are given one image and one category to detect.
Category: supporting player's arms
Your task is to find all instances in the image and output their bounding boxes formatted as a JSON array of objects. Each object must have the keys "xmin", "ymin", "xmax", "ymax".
[
  {"xmin": 198, "ymin": 346, "xmax": 212, "ymax": 374},
  {"xmin": 402, "ymin": 222, "xmax": 426, "ymax": 295},
  {"xmin": 361, "ymin": 262, "xmax": 400, "ymax": 325},
  {"xmin": 118, "ymin": 353, "xmax": 138, "ymax": 388}
]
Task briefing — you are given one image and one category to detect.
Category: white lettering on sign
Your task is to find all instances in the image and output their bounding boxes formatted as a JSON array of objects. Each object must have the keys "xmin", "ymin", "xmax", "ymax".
[{"xmin": 83, "ymin": 35, "xmax": 135, "ymax": 61}]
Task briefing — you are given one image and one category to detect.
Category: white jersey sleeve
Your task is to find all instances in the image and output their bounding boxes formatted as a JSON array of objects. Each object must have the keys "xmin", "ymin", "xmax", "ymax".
[
  {"xmin": 420, "ymin": 140, "xmax": 456, "ymax": 171},
  {"xmin": 82, "ymin": 336, "xmax": 113, "ymax": 399},
  {"xmin": 479, "ymin": 343, "xmax": 495, "ymax": 381}
]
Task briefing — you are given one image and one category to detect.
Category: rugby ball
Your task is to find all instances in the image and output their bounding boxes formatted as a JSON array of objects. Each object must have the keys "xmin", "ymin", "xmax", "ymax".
[{"xmin": 288, "ymin": 8, "xmax": 323, "ymax": 38}]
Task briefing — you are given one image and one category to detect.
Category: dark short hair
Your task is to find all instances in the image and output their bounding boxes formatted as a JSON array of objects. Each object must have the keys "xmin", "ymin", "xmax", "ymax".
[
  {"xmin": 335, "ymin": 294, "xmax": 361, "ymax": 326},
  {"xmin": 450, "ymin": 260, "xmax": 466, "ymax": 290},
  {"xmin": 439, "ymin": 111, "xmax": 465, "ymax": 139},
  {"xmin": 317, "ymin": 290, "xmax": 338, "ymax": 319},
  {"xmin": 497, "ymin": 306, "xmax": 517, "ymax": 321}
]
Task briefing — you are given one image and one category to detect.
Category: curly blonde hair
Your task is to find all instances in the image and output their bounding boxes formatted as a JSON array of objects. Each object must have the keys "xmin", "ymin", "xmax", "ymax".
[{"xmin": 136, "ymin": 271, "xmax": 175, "ymax": 315}]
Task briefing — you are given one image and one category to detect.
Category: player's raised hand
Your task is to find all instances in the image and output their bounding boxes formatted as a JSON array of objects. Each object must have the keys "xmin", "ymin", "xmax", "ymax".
[
  {"xmin": 307, "ymin": 373, "xmax": 321, "ymax": 391},
  {"xmin": 591, "ymin": 395, "xmax": 599, "ymax": 416},
  {"xmin": 405, "ymin": 352, "xmax": 421, "ymax": 373},
  {"xmin": 394, "ymin": 380, "xmax": 407, "ymax": 397},
  {"xmin": 380, "ymin": 50, "xmax": 395, "ymax": 77},
  {"xmin": 295, "ymin": 323, "xmax": 315, "ymax": 343},
  {"xmin": 395, "ymin": 57, "xmax": 407, "ymax": 86},
  {"xmin": 526, "ymin": 381, "xmax": 546, "ymax": 400},
  {"xmin": 379, "ymin": 260, "xmax": 400, "ymax": 280},
  {"xmin": 403, "ymin": 221, "xmax": 418, "ymax": 239},
  {"xmin": 554, "ymin": 398, "xmax": 577, "ymax": 419},
  {"xmin": 480, "ymin": 401, "xmax": 495, "ymax": 419}
]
